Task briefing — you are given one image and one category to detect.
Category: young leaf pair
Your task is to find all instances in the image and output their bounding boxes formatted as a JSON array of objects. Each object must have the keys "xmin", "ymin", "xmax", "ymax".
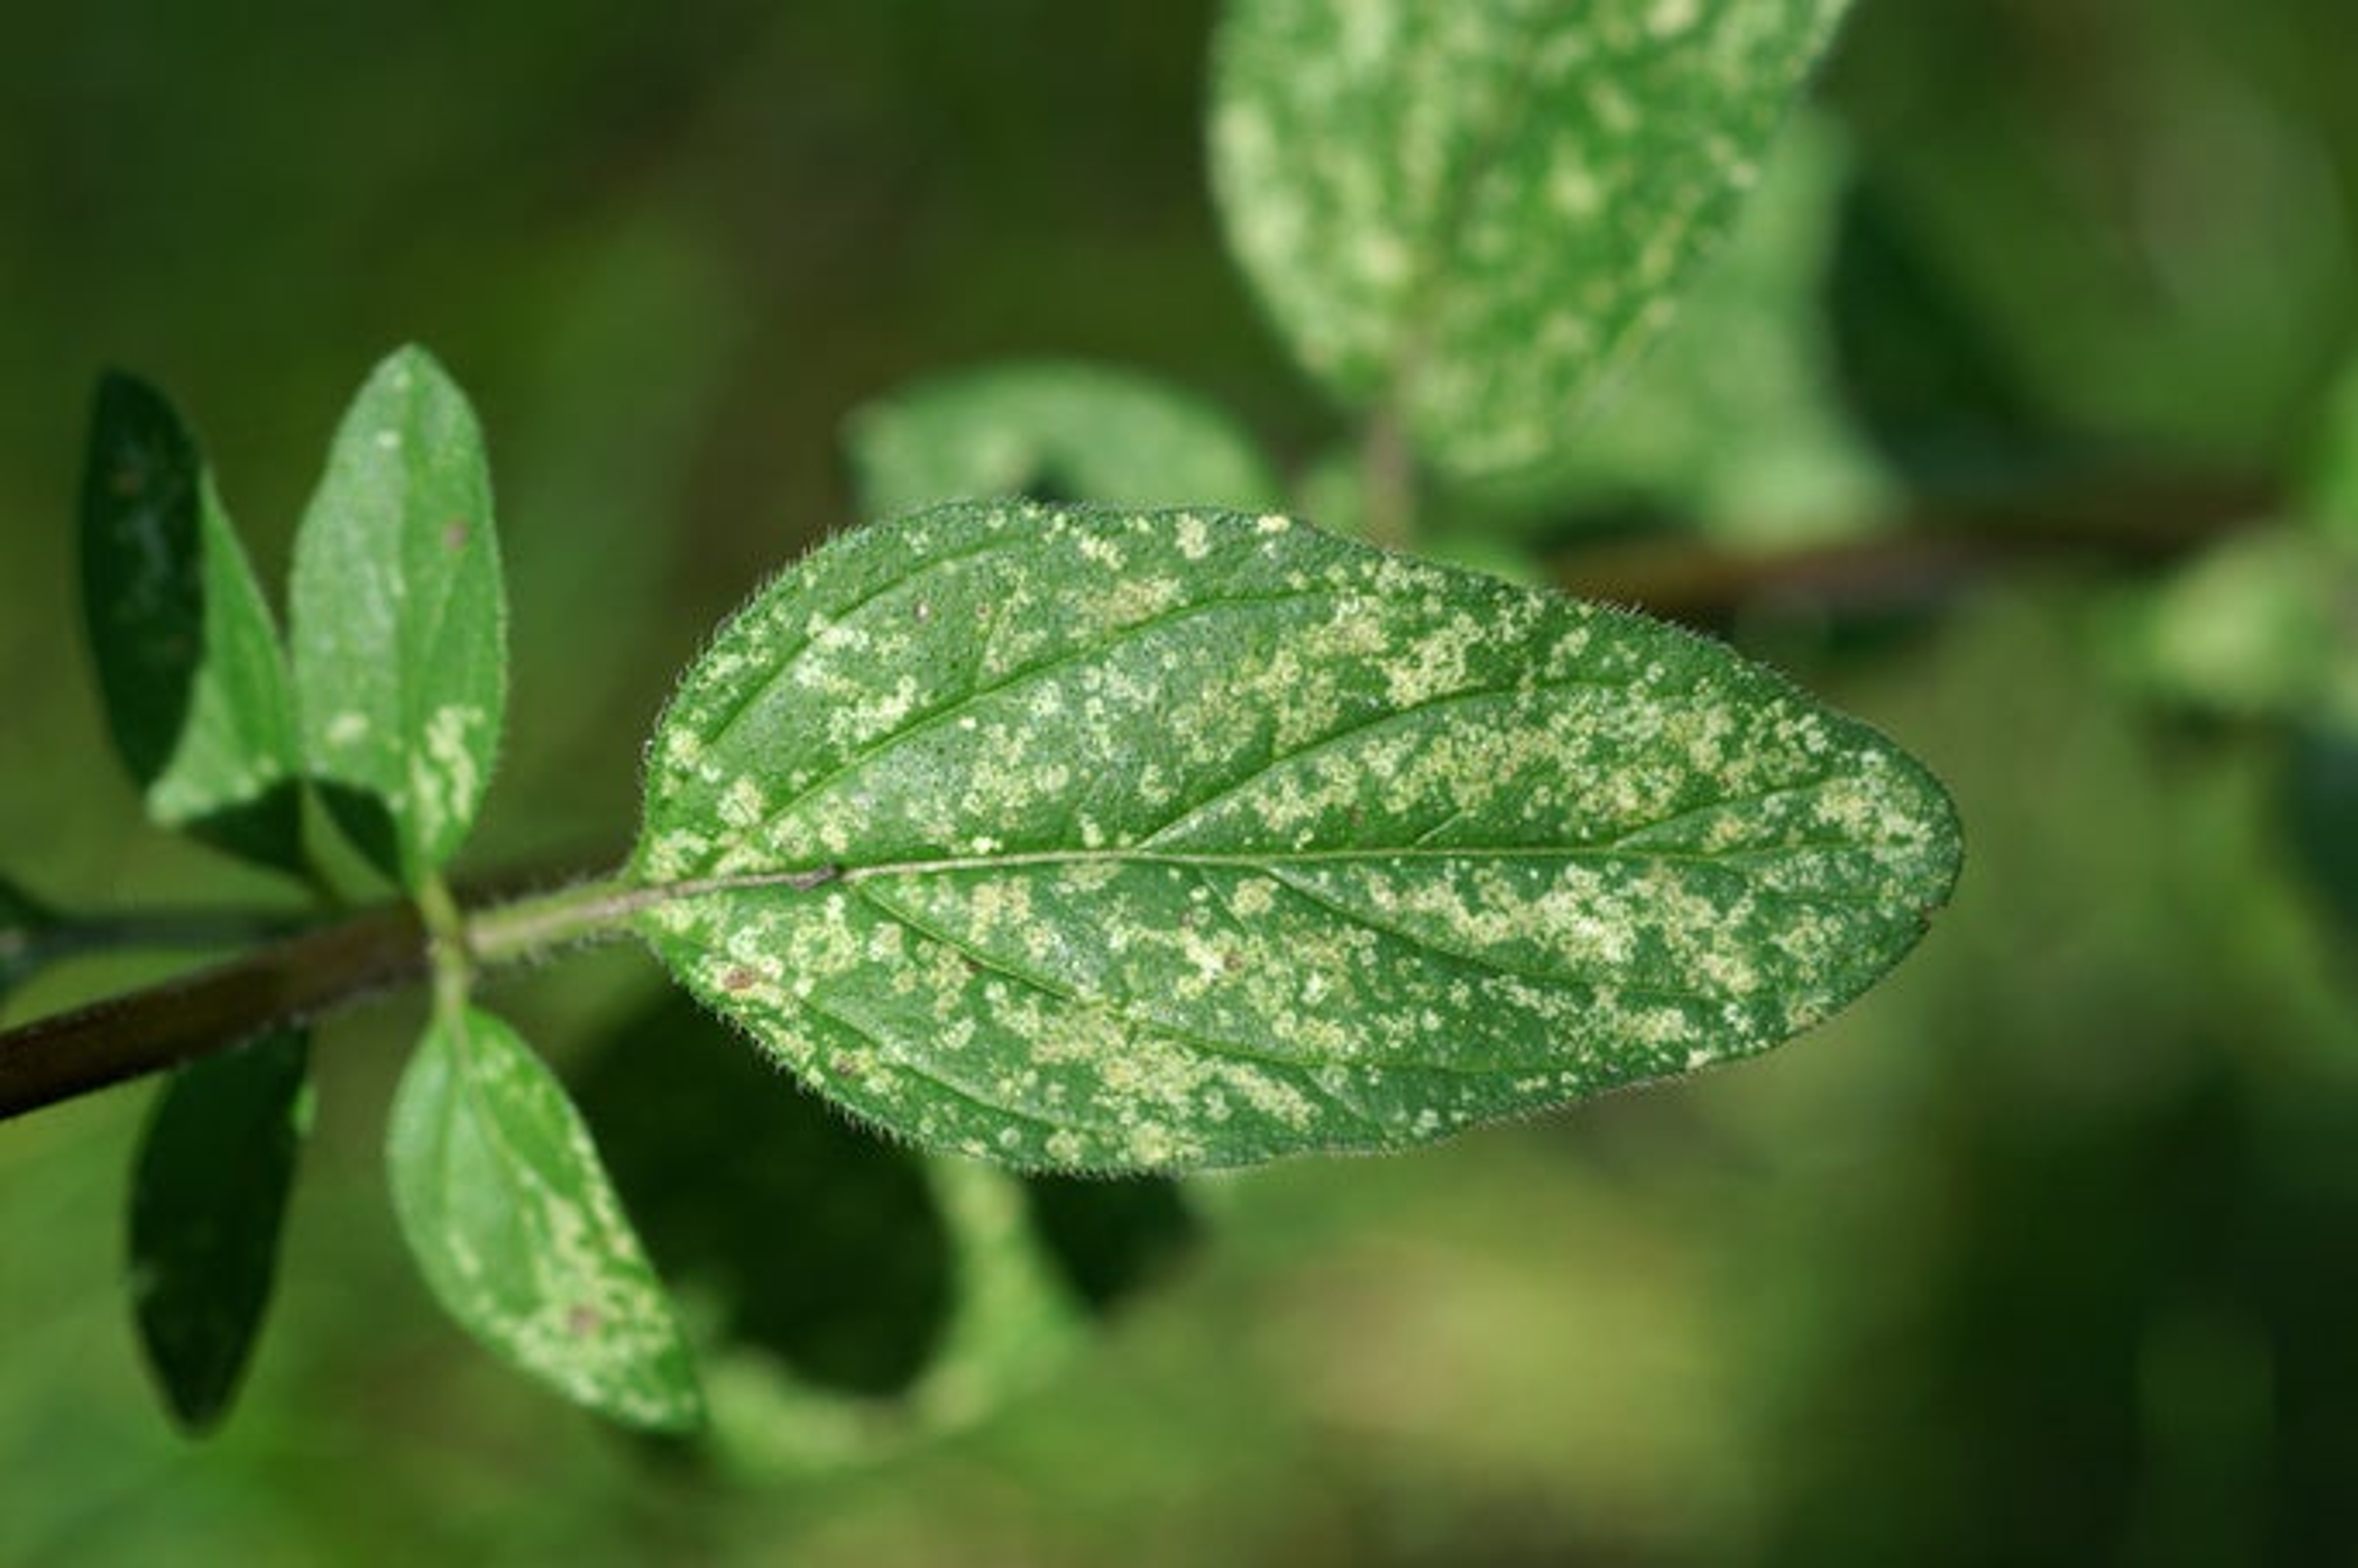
[{"xmin": 81, "ymin": 352, "xmax": 698, "ymax": 1433}]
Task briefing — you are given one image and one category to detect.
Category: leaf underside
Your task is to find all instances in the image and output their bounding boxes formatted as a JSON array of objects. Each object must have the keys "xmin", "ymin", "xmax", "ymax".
[
  {"xmin": 79, "ymin": 374, "xmax": 306, "ymax": 872},
  {"xmin": 128, "ymin": 1030, "xmax": 309, "ymax": 1434},
  {"xmin": 290, "ymin": 345, "xmax": 507, "ymax": 888},
  {"xmin": 1210, "ymin": 0, "xmax": 1851, "ymax": 483},
  {"xmin": 386, "ymin": 1006, "xmax": 702, "ymax": 1432},
  {"xmin": 635, "ymin": 500, "xmax": 1959, "ymax": 1174}
]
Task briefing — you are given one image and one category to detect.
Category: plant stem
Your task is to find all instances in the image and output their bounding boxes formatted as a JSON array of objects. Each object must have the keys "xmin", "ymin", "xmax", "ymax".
[
  {"xmin": 464, "ymin": 875, "xmax": 665, "ymax": 966},
  {"xmin": 0, "ymin": 869, "xmax": 649, "ymax": 1124},
  {"xmin": 0, "ymin": 861, "xmax": 863, "ymax": 1122},
  {"xmin": 1549, "ymin": 468, "xmax": 2273, "ymax": 621},
  {"xmin": 15, "ymin": 906, "xmax": 314, "ymax": 966},
  {"xmin": 0, "ymin": 900, "xmax": 431, "ymax": 1123}
]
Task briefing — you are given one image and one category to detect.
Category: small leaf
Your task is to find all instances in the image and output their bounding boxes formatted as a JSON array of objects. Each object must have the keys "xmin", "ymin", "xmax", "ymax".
[
  {"xmin": 387, "ymin": 1005, "xmax": 702, "ymax": 1431},
  {"xmin": 79, "ymin": 374, "xmax": 306, "ymax": 871},
  {"xmin": 290, "ymin": 345, "xmax": 507, "ymax": 887},
  {"xmin": 633, "ymin": 500, "xmax": 1960, "ymax": 1173},
  {"xmin": 1210, "ymin": 0, "xmax": 1850, "ymax": 484},
  {"xmin": 845, "ymin": 359, "xmax": 1281, "ymax": 518},
  {"xmin": 128, "ymin": 1030, "xmax": 309, "ymax": 1435}
]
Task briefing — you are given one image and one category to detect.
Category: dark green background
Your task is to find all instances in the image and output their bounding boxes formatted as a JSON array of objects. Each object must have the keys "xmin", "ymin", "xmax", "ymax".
[{"xmin": 5, "ymin": 2, "xmax": 2355, "ymax": 1562}]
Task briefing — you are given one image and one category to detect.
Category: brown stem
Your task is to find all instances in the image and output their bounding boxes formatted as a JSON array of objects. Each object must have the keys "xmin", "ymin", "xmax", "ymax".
[
  {"xmin": 0, "ymin": 901, "xmax": 431, "ymax": 1122},
  {"xmin": 1551, "ymin": 470, "xmax": 2275, "ymax": 621}
]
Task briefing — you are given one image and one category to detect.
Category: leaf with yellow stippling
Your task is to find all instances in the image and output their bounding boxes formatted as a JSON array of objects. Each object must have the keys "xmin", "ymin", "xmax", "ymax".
[
  {"xmin": 1210, "ymin": 0, "xmax": 1852, "ymax": 484},
  {"xmin": 289, "ymin": 346, "xmax": 507, "ymax": 888},
  {"xmin": 387, "ymin": 1006, "xmax": 702, "ymax": 1432},
  {"xmin": 633, "ymin": 500, "xmax": 1958, "ymax": 1173}
]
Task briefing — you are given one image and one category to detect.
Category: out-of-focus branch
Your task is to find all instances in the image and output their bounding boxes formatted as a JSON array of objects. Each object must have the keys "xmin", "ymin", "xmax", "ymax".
[{"xmin": 1550, "ymin": 470, "xmax": 2277, "ymax": 622}]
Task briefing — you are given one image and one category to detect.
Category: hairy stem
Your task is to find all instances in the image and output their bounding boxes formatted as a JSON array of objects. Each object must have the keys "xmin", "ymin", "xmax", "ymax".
[
  {"xmin": 0, "ymin": 901, "xmax": 432, "ymax": 1122},
  {"xmin": 0, "ymin": 870, "xmax": 649, "ymax": 1123}
]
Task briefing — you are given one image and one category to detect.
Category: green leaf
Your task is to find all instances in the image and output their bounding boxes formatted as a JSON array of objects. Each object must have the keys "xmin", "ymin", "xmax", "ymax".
[
  {"xmin": 2109, "ymin": 525, "xmax": 2358, "ymax": 733},
  {"xmin": 632, "ymin": 500, "xmax": 1959, "ymax": 1173},
  {"xmin": 290, "ymin": 345, "xmax": 507, "ymax": 888},
  {"xmin": 79, "ymin": 374, "xmax": 306, "ymax": 872},
  {"xmin": 127, "ymin": 1030, "xmax": 309, "ymax": 1434},
  {"xmin": 844, "ymin": 359, "xmax": 1281, "ymax": 518},
  {"xmin": 2284, "ymin": 727, "xmax": 2358, "ymax": 937},
  {"xmin": 1210, "ymin": 0, "xmax": 1851, "ymax": 484},
  {"xmin": 573, "ymin": 987, "xmax": 954, "ymax": 1399},
  {"xmin": 2303, "ymin": 355, "xmax": 2358, "ymax": 554},
  {"xmin": 1522, "ymin": 112, "xmax": 1896, "ymax": 542},
  {"xmin": 386, "ymin": 1004, "xmax": 702, "ymax": 1432}
]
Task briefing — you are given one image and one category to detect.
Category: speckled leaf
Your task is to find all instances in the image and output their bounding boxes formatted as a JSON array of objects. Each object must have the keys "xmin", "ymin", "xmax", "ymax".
[
  {"xmin": 1210, "ymin": 0, "xmax": 1851, "ymax": 483},
  {"xmin": 846, "ymin": 360, "xmax": 1280, "ymax": 518},
  {"xmin": 128, "ymin": 1030, "xmax": 309, "ymax": 1435},
  {"xmin": 79, "ymin": 374, "xmax": 305, "ymax": 872},
  {"xmin": 387, "ymin": 1006, "xmax": 702, "ymax": 1432},
  {"xmin": 632, "ymin": 500, "xmax": 1959, "ymax": 1173},
  {"xmin": 290, "ymin": 346, "xmax": 506, "ymax": 888},
  {"xmin": 1524, "ymin": 112, "xmax": 1894, "ymax": 541}
]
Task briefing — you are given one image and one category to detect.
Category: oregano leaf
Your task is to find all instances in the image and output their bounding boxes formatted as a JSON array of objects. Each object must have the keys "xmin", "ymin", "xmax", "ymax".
[
  {"xmin": 290, "ymin": 345, "xmax": 506, "ymax": 888},
  {"xmin": 632, "ymin": 500, "xmax": 1960, "ymax": 1173},
  {"xmin": 1527, "ymin": 112, "xmax": 1896, "ymax": 541},
  {"xmin": 846, "ymin": 359, "xmax": 1281, "ymax": 518},
  {"xmin": 1209, "ymin": 0, "xmax": 1851, "ymax": 483},
  {"xmin": 127, "ymin": 1029, "xmax": 309, "ymax": 1435},
  {"xmin": 386, "ymin": 1005, "xmax": 702, "ymax": 1432},
  {"xmin": 79, "ymin": 373, "xmax": 306, "ymax": 872}
]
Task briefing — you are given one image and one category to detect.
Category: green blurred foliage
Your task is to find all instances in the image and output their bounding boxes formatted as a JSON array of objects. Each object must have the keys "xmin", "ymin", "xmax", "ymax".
[
  {"xmin": 5, "ymin": 0, "xmax": 2358, "ymax": 1562},
  {"xmin": 1829, "ymin": 0, "xmax": 2358, "ymax": 470}
]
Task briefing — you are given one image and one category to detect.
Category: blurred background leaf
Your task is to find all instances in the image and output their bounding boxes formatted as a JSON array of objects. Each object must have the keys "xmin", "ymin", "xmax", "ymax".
[
  {"xmin": 1827, "ymin": 0, "xmax": 2358, "ymax": 472},
  {"xmin": 845, "ymin": 359, "xmax": 1280, "ymax": 516},
  {"xmin": 1461, "ymin": 112, "xmax": 1899, "ymax": 549}
]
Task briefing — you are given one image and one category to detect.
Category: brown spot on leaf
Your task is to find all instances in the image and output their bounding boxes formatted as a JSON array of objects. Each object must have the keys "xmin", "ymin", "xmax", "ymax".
[
  {"xmin": 566, "ymin": 1303, "xmax": 602, "ymax": 1337},
  {"xmin": 721, "ymin": 966, "xmax": 758, "ymax": 992},
  {"xmin": 443, "ymin": 518, "xmax": 471, "ymax": 551}
]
